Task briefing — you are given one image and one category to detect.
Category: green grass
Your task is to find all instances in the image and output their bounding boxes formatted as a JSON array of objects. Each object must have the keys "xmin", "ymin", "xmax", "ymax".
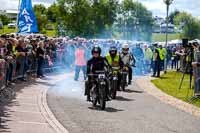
[
  {"xmin": 0, "ymin": 26, "xmax": 17, "ymax": 34},
  {"xmin": 152, "ymin": 33, "xmax": 181, "ymax": 42},
  {"xmin": 0, "ymin": 25, "xmax": 180, "ymax": 40},
  {"xmin": 151, "ymin": 71, "xmax": 200, "ymax": 107},
  {"xmin": 0, "ymin": 25, "xmax": 56, "ymax": 36}
]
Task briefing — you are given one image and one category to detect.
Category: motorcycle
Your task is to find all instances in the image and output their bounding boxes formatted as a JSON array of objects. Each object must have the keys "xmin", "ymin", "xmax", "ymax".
[
  {"xmin": 88, "ymin": 71, "xmax": 107, "ymax": 110},
  {"xmin": 110, "ymin": 67, "xmax": 120, "ymax": 99},
  {"xmin": 121, "ymin": 65, "xmax": 129, "ymax": 91}
]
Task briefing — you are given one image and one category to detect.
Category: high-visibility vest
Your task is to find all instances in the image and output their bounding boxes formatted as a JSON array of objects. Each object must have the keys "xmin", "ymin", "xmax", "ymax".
[
  {"xmin": 157, "ymin": 48, "xmax": 166, "ymax": 61},
  {"xmin": 144, "ymin": 48, "xmax": 153, "ymax": 60},
  {"xmin": 106, "ymin": 54, "xmax": 120, "ymax": 67},
  {"xmin": 186, "ymin": 55, "xmax": 192, "ymax": 62},
  {"xmin": 12, "ymin": 45, "xmax": 20, "ymax": 57}
]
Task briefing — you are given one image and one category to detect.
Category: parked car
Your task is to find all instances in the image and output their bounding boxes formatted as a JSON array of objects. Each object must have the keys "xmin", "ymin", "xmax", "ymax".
[{"xmin": 8, "ymin": 23, "xmax": 16, "ymax": 29}]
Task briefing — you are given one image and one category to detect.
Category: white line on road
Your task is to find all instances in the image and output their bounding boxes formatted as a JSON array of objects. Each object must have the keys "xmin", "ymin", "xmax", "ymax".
[{"xmin": 18, "ymin": 121, "xmax": 48, "ymax": 125}]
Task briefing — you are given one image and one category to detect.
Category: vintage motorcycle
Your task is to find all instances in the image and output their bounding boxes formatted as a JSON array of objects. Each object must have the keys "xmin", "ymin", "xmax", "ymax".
[
  {"xmin": 109, "ymin": 67, "xmax": 120, "ymax": 99},
  {"xmin": 88, "ymin": 71, "xmax": 107, "ymax": 110},
  {"xmin": 121, "ymin": 65, "xmax": 129, "ymax": 91}
]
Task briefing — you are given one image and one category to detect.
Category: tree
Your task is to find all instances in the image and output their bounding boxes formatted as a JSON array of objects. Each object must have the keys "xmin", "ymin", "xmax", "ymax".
[
  {"xmin": 169, "ymin": 10, "xmax": 180, "ymax": 24},
  {"xmin": 90, "ymin": 0, "xmax": 118, "ymax": 38},
  {"xmin": 0, "ymin": 14, "xmax": 11, "ymax": 25},
  {"xmin": 47, "ymin": 3, "xmax": 59, "ymax": 23},
  {"xmin": 117, "ymin": 0, "xmax": 153, "ymax": 41},
  {"xmin": 33, "ymin": 4, "xmax": 48, "ymax": 33},
  {"xmin": 175, "ymin": 12, "xmax": 200, "ymax": 39},
  {"xmin": 55, "ymin": 0, "xmax": 118, "ymax": 38}
]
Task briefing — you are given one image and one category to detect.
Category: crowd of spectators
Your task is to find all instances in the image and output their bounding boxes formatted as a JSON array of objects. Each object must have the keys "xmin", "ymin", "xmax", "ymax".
[{"xmin": 0, "ymin": 33, "xmax": 198, "ymax": 87}]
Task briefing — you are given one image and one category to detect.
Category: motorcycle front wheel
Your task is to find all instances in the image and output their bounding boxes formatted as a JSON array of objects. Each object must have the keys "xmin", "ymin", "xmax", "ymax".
[{"xmin": 99, "ymin": 85, "xmax": 106, "ymax": 110}]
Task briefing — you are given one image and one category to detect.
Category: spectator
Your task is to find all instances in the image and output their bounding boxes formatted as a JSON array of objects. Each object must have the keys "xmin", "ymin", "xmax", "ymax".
[
  {"xmin": 37, "ymin": 41, "xmax": 45, "ymax": 78},
  {"xmin": 144, "ymin": 45, "xmax": 153, "ymax": 73},
  {"xmin": 74, "ymin": 44, "xmax": 87, "ymax": 81},
  {"xmin": 16, "ymin": 38, "xmax": 28, "ymax": 81}
]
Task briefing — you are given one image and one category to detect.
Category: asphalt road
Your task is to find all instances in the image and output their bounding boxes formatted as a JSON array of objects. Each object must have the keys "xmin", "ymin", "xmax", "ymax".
[{"xmin": 47, "ymin": 74, "xmax": 200, "ymax": 133}]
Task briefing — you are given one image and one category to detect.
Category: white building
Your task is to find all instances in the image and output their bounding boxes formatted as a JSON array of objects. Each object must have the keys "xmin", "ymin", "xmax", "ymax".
[{"xmin": 5, "ymin": 9, "xmax": 18, "ymax": 20}]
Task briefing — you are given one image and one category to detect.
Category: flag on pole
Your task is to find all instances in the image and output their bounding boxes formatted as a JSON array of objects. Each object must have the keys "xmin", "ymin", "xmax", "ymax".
[{"xmin": 17, "ymin": 0, "xmax": 38, "ymax": 33}]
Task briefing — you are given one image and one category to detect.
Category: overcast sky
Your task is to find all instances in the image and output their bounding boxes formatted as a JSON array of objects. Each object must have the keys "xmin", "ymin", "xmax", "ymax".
[{"xmin": 1, "ymin": 0, "xmax": 199, "ymax": 18}]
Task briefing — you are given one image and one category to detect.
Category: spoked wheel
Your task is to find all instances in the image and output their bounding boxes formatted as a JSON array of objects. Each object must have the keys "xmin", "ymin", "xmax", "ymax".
[
  {"xmin": 99, "ymin": 85, "xmax": 106, "ymax": 110},
  {"xmin": 111, "ymin": 80, "xmax": 117, "ymax": 99},
  {"xmin": 121, "ymin": 74, "xmax": 127, "ymax": 91},
  {"xmin": 90, "ymin": 88, "xmax": 97, "ymax": 107}
]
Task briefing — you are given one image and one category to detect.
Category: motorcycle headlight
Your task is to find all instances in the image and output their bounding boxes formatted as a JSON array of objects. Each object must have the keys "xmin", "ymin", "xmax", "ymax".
[
  {"xmin": 113, "ymin": 71, "xmax": 118, "ymax": 75},
  {"xmin": 98, "ymin": 74, "xmax": 105, "ymax": 79}
]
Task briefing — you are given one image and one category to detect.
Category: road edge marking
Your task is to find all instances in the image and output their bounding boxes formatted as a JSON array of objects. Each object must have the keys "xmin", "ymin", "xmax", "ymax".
[{"xmin": 38, "ymin": 75, "xmax": 70, "ymax": 133}]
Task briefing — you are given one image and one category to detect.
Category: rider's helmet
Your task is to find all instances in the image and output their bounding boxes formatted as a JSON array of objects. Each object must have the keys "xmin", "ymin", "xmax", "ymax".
[
  {"xmin": 92, "ymin": 46, "xmax": 101, "ymax": 56},
  {"xmin": 109, "ymin": 46, "xmax": 117, "ymax": 57},
  {"xmin": 122, "ymin": 43, "xmax": 129, "ymax": 54}
]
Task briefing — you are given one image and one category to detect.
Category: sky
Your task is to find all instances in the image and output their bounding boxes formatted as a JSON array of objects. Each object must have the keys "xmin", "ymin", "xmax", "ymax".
[{"xmin": 0, "ymin": 0, "xmax": 199, "ymax": 18}]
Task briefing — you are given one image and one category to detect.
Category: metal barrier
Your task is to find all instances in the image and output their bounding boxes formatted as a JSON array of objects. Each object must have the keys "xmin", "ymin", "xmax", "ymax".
[
  {"xmin": 0, "ymin": 48, "xmax": 69, "ymax": 102},
  {"xmin": 0, "ymin": 59, "xmax": 13, "ymax": 102},
  {"xmin": 0, "ymin": 59, "xmax": 6, "ymax": 91}
]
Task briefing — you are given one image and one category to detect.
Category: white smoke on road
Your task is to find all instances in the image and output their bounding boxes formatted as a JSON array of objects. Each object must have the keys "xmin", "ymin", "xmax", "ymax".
[{"xmin": 51, "ymin": 73, "xmax": 86, "ymax": 100}]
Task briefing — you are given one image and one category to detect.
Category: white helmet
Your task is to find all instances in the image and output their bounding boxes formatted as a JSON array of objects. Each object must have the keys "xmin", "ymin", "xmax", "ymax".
[
  {"xmin": 122, "ymin": 43, "xmax": 129, "ymax": 49},
  {"xmin": 122, "ymin": 43, "xmax": 129, "ymax": 54}
]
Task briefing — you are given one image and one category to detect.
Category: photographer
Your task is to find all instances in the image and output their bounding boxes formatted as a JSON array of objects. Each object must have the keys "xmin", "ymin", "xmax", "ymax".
[{"xmin": 192, "ymin": 40, "xmax": 200, "ymax": 95}]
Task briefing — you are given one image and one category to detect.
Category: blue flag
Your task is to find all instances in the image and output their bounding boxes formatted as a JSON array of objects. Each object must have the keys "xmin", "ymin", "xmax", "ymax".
[{"xmin": 18, "ymin": 0, "xmax": 38, "ymax": 33}]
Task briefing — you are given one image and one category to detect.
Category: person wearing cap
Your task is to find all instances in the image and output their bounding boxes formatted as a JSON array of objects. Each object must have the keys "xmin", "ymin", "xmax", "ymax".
[
  {"xmin": 152, "ymin": 43, "xmax": 161, "ymax": 77},
  {"xmin": 157, "ymin": 45, "xmax": 167, "ymax": 71},
  {"xmin": 85, "ymin": 46, "xmax": 110, "ymax": 101},
  {"xmin": 120, "ymin": 43, "xmax": 136, "ymax": 84}
]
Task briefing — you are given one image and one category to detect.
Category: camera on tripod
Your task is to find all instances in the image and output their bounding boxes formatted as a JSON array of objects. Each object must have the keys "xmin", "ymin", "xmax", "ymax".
[{"xmin": 182, "ymin": 38, "xmax": 190, "ymax": 48}]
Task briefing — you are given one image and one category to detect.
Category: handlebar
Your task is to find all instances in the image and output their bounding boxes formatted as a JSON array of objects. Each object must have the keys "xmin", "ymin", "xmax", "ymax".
[{"xmin": 87, "ymin": 70, "xmax": 106, "ymax": 76}]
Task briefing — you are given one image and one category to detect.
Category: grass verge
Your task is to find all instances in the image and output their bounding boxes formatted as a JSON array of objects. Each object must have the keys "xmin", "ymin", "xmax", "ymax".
[
  {"xmin": 0, "ymin": 25, "xmax": 56, "ymax": 37},
  {"xmin": 152, "ymin": 33, "xmax": 180, "ymax": 42},
  {"xmin": 151, "ymin": 71, "xmax": 200, "ymax": 107}
]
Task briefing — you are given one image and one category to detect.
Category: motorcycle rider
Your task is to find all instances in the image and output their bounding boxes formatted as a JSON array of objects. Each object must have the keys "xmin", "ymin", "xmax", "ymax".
[
  {"xmin": 105, "ymin": 46, "xmax": 123, "ymax": 90},
  {"xmin": 85, "ymin": 46, "xmax": 110, "ymax": 101},
  {"xmin": 120, "ymin": 43, "xmax": 136, "ymax": 85}
]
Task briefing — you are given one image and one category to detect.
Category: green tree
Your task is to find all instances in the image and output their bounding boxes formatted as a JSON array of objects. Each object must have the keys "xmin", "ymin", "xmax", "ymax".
[
  {"xmin": 175, "ymin": 12, "xmax": 200, "ymax": 39},
  {"xmin": 117, "ymin": 0, "xmax": 153, "ymax": 41},
  {"xmin": 169, "ymin": 10, "xmax": 180, "ymax": 24},
  {"xmin": 47, "ymin": 3, "xmax": 59, "ymax": 23},
  {"xmin": 0, "ymin": 14, "xmax": 11, "ymax": 25},
  {"xmin": 55, "ymin": 0, "xmax": 118, "ymax": 38},
  {"xmin": 90, "ymin": 0, "xmax": 118, "ymax": 38},
  {"xmin": 33, "ymin": 4, "xmax": 48, "ymax": 33}
]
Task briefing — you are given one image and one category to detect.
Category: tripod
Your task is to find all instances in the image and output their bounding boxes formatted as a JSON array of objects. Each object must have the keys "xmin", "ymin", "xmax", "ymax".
[
  {"xmin": 178, "ymin": 49, "xmax": 193, "ymax": 99},
  {"xmin": 178, "ymin": 48, "xmax": 200, "ymax": 101},
  {"xmin": 178, "ymin": 49, "xmax": 193, "ymax": 90}
]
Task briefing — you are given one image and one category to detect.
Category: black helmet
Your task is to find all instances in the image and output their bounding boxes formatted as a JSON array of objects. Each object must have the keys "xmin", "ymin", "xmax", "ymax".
[
  {"xmin": 109, "ymin": 46, "xmax": 117, "ymax": 55},
  {"xmin": 92, "ymin": 46, "xmax": 101, "ymax": 55}
]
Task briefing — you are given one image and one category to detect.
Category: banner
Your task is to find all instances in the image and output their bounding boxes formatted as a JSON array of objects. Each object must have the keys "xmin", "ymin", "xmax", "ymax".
[{"xmin": 17, "ymin": 0, "xmax": 38, "ymax": 33}]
